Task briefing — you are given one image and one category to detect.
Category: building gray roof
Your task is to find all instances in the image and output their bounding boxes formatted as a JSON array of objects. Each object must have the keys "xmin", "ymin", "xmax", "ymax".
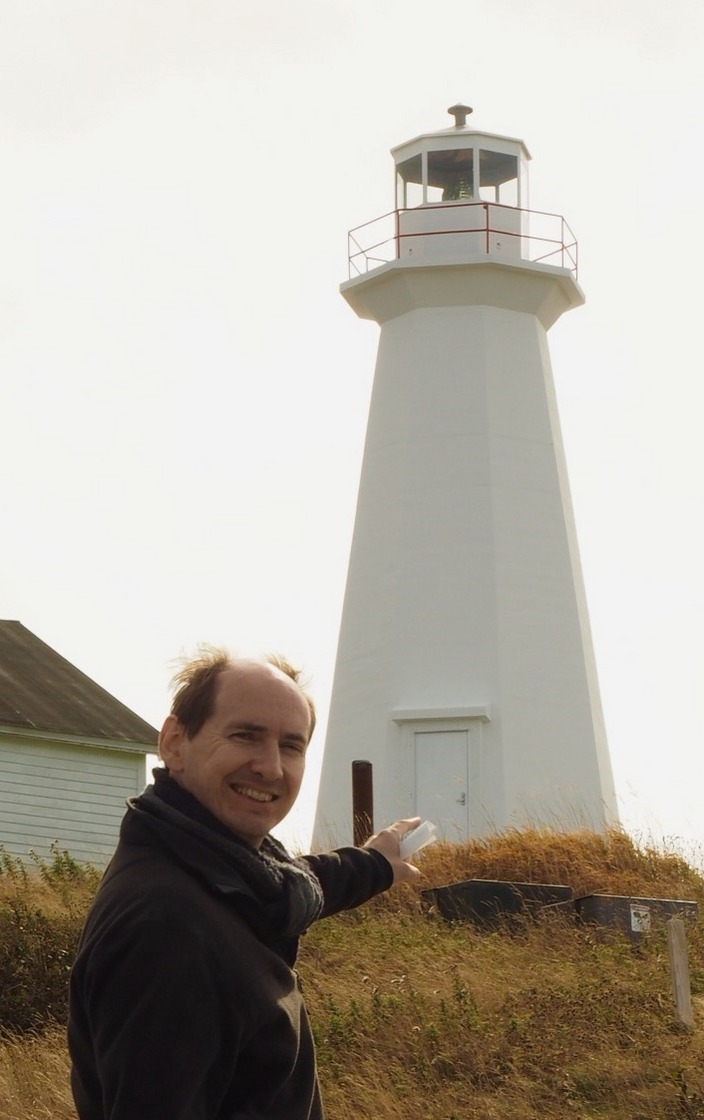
[{"xmin": 0, "ymin": 621, "xmax": 158, "ymax": 747}]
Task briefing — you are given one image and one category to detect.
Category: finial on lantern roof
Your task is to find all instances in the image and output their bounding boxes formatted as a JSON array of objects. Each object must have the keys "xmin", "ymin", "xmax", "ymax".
[{"xmin": 447, "ymin": 103, "xmax": 473, "ymax": 129}]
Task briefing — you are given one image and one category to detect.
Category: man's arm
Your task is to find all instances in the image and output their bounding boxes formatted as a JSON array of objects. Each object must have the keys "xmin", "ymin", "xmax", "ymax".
[{"xmin": 302, "ymin": 818, "xmax": 421, "ymax": 920}]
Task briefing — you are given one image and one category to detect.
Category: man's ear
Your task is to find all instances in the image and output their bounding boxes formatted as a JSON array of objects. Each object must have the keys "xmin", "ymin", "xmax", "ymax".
[{"xmin": 158, "ymin": 715, "xmax": 187, "ymax": 773}]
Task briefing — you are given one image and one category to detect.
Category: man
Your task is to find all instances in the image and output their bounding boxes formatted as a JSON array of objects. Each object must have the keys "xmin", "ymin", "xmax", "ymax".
[{"xmin": 68, "ymin": 648, "xmax": 420, "ymax": 1120}]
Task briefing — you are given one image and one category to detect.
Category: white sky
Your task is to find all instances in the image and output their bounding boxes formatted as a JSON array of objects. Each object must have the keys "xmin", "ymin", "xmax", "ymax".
[{"xmin": 1, "ymin": 0, "xmax": 703, "ymax": 858}]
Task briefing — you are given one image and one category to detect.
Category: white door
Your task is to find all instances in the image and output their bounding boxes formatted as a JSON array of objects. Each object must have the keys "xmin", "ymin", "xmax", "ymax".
[{"xmin": 414, "ymin": 729, "xmax": 469, "ymax": 840}]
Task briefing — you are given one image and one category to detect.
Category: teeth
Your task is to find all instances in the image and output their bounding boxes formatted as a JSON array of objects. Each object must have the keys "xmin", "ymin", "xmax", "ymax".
[{"xmin": 232, "ymin": 785, "xmax": 274, "ymax": 803}]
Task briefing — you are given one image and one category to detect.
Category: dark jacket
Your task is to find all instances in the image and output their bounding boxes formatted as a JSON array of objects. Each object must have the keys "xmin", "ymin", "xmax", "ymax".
[{"xmin": 68, "ymin": 799, "xmax": 393, "ymax": 1120}]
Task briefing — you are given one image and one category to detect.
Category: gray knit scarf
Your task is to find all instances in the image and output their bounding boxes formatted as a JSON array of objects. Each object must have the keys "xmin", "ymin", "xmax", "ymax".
[{"xmin": 133, "ymin": 772, "xmax": 324, "ymax": 944}]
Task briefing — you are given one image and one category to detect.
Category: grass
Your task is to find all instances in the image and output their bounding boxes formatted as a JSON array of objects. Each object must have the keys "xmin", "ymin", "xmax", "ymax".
[
  {"xmin": 306, "ymin": 828, "xmax": 704, "ymax": 1119},
  {"xmin": 0, "ymin": 1024, "xmax": 75, "ymax": 1119},
  {"xmin": 1, "ymin": 828, "xmax": 703, "ymax": 1119}
]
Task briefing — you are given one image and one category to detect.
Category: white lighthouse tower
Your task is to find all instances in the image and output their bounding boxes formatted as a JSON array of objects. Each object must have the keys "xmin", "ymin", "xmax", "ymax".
[{"xmin": 313, "ymin": 106, "xmax": 618, "ymax": 847}]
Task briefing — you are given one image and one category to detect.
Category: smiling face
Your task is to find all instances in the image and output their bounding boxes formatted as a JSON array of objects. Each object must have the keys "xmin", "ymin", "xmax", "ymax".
[{"xmin": 158, "ymin": 661, "xmax": 311, "ymax": 848}]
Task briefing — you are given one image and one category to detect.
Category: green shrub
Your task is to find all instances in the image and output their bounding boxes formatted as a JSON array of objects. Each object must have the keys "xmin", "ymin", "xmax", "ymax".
[
  {"xmin": 0, "ymin": 898, "xmax": 82, "ymax": 1031},
  {"xmin": 0, "ymin": 845, "xmax": 97, "ymax": 1032}
]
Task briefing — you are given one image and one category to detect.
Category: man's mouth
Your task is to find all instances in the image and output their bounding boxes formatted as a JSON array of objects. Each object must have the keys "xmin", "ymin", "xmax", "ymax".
[{"xmin": 230, "ymin": 784, "xmax": 276, "ymax": 804}]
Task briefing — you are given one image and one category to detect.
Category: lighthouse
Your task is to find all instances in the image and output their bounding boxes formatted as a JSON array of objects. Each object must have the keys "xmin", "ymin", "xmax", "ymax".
[{"xmin": 313, "ymin": 107, "xmax": 618, "ymax": 847}]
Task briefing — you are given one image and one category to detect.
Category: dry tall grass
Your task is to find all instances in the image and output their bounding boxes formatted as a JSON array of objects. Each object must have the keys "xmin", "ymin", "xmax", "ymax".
[
  {"xmin": 0, "ymin": 1024, "xmax": 75, "ymax": 1119},
  {"xmin": 2, "ymin": 829, "xmax": 703, "ymax": 1120}
]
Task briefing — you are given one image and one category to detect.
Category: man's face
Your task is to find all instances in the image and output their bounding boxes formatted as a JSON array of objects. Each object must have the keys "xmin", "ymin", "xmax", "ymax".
[{"xmin": 159, "ymin": 662, "xmax": 311, "ymax": 848}]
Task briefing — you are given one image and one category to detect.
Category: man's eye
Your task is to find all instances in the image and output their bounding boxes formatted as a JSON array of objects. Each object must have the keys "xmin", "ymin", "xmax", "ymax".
[
  {"xmin": 282, "ymin": 741, "xmax": 305, "ymax": 754},
  {"xmin": 230, "ymin": 731, "xmax": 254, "ymax": 741}
]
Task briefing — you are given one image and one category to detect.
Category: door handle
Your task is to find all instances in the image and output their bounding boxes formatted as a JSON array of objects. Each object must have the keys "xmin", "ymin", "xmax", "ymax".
[{"xmin": 457, "ymin": 792, "xmax": 466, "ymax": 806}]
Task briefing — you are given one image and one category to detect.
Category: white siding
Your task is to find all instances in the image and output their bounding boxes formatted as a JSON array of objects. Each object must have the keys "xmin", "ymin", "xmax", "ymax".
[{"xmin": 0, "ymin": 737, "xmax": 147, "ymax": 867}]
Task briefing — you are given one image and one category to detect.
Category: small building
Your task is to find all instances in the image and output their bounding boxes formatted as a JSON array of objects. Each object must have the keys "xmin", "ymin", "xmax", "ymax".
[{"xmin": 0, "ymin": 620, "xmax": 157, "ymax": 866}]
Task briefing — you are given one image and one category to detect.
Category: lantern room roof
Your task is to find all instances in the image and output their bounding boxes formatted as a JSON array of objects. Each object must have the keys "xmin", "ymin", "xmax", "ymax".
[{"xmin": 392, "ymin": 127, "xmax": 531, "ymax": 163}]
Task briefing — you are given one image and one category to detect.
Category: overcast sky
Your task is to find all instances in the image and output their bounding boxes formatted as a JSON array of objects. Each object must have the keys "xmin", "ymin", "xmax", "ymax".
[{"xmin": 1, "ymin": 0, "xmax": 702, "ymax": 857}]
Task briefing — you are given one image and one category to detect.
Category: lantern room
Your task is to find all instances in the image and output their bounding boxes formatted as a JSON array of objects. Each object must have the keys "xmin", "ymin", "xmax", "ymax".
[
  {"xmin": 345, "ymin": 105, "xmax": 578, "ymax": 280},
  {"xmin": 394, "ymin": 104, "xmax": 530, "ymax": 210},
  {"xmin": 391, "ymin": 106, "xmax": 531, "ymax": 263}
]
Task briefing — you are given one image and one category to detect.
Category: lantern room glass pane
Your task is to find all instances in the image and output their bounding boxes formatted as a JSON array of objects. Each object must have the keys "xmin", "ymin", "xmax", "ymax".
[
  {"xmin": 427, "ymin": 149, "xmax": 474, "ymax": 203},
  {"xmin": 396, "ymin": 154, "xmax": 423, "ymax": 209},
  {"xmin": 479, "ymin": 150, "xmax": 519, "ymax": 205}
]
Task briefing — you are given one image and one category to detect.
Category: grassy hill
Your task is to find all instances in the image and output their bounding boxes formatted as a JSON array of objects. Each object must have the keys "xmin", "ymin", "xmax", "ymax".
[{"xmin": 1, "ymin": 829, "xmax": 703, "ymax": 1119}]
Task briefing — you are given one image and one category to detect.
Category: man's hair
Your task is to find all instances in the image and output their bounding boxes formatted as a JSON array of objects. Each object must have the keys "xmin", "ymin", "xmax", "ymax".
[{"xmin": 169, "ymin": 645, "xmax": 316, "ymax": 741}]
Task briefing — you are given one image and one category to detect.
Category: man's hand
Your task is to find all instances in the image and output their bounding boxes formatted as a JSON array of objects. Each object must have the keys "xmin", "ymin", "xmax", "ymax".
[{"xmin": 363, "ymin": 818, "xmax": 423, "ymax": 884}]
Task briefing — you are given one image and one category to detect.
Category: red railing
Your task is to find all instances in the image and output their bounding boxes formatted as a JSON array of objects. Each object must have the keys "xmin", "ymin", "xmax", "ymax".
[{"xmin": 348, "ymin": 201, "xmax": 578, "ymax": 280}]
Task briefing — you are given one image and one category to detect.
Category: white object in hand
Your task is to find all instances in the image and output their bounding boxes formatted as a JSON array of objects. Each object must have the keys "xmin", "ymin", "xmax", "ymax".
[{"xmin": 399, "ymin": 820, "xmax": 438, "ymax": 859}]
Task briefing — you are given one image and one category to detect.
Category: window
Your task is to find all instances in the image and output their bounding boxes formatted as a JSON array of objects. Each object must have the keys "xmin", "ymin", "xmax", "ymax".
[{"xmin": 427, "ymin": 149, "xmax": 474, "ymax": 203}]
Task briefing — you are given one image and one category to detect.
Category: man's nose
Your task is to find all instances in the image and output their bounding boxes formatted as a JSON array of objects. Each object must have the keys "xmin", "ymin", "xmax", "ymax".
[{"xmin": 250, "ymin": 739, "xmax": 284, "ymax": 781}]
